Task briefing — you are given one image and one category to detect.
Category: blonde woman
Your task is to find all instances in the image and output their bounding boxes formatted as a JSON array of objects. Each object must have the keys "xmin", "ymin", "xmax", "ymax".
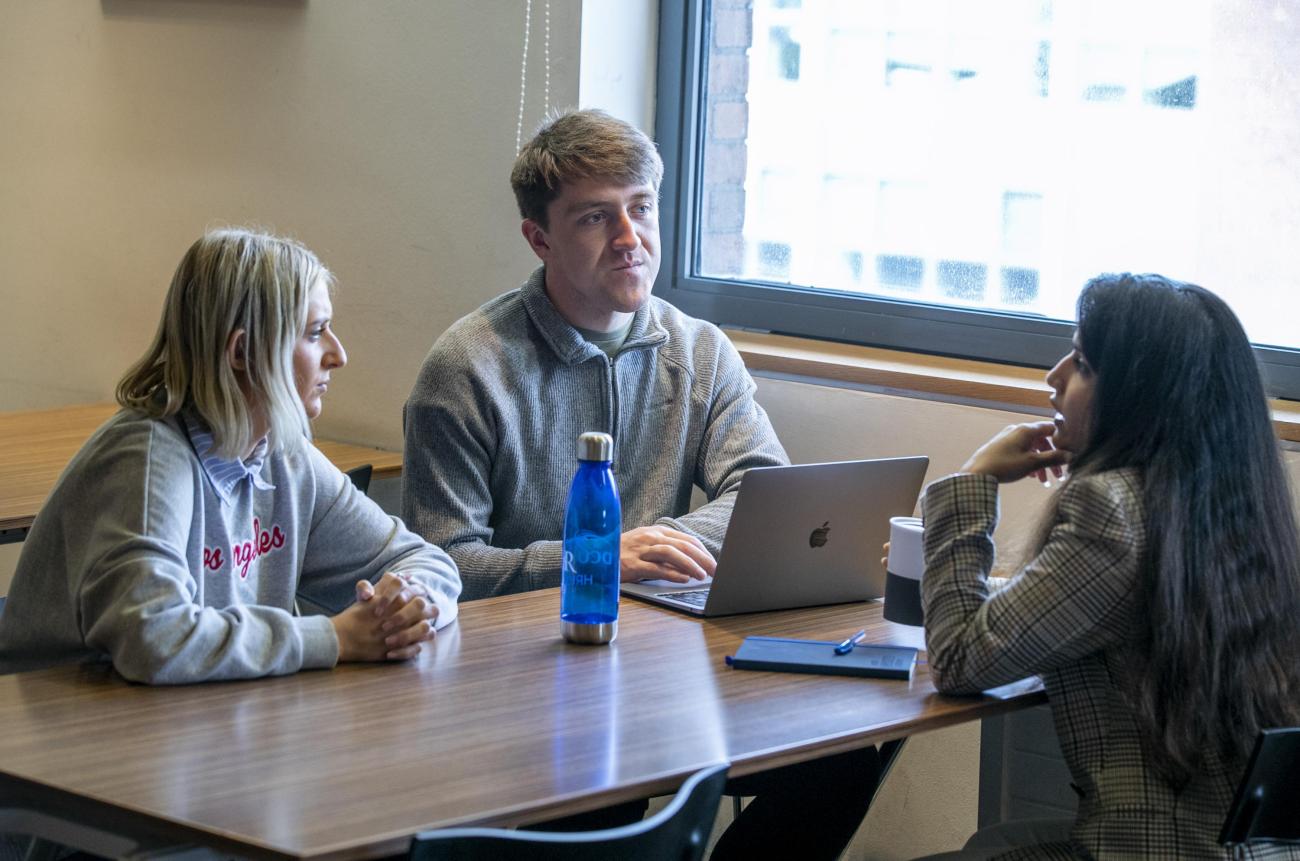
[{"xmin": 0, "ymin": 229, "xmax": 460, "ymax": 683}]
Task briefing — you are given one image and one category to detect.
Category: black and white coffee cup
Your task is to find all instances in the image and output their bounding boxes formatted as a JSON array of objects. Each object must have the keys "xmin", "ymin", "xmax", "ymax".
[{"xmin": 883, "ymin": 516, "xmax": 925, "ymax": 626}]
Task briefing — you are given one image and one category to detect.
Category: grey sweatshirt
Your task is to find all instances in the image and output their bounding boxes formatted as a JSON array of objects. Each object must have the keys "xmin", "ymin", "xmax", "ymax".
[
  {"xmin": 0, "ymin": 410, "xmax": 461, "ymax": 683},
  {"xmin": 402, "ymin": 266, "xmax": 789, "ymax": 600}
]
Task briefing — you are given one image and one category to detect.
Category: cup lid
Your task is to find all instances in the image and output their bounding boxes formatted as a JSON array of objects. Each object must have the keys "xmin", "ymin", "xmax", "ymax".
[{"xmin": 887, "ymin": 516, "xmax": 925, "ymax": 580}]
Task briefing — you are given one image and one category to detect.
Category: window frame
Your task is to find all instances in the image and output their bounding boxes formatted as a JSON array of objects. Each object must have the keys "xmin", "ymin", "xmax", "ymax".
[{"xmin": 652, "ymin": 0, "xmax": 1300, "ymax": 400}]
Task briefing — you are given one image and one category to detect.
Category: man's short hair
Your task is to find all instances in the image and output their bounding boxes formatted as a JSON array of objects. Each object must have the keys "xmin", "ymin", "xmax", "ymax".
[{"xmin": 510, "ymin": 109, "xmax": 664, "ymax": 228}]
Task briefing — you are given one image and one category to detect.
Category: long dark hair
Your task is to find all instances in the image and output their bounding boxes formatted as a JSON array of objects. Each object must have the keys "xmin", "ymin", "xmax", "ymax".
[{"xmin": 1067, "ymin": 273, "xmax": 1300, "ymax": 783}]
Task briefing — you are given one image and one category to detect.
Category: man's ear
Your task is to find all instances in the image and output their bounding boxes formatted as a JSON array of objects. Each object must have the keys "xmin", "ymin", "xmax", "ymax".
[
  {"xmin": 225, "ymin": 329, "xmax": 249, "ymax": 372},
  {"xmin": 521, "ymin": 219, "xmax": 550, "ymax": 261}
]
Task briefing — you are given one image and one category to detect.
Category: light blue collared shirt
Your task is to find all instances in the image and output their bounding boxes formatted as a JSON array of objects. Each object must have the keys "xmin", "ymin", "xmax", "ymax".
[{"xmin": 182, "ymin": 411, "xmax": 276, "ymax": 505}]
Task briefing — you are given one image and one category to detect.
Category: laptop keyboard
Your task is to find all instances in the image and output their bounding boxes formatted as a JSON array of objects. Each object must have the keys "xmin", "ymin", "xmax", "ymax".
[{"xmin": 656, "ymin": 588, "xmax": 711, "ymax": 608}]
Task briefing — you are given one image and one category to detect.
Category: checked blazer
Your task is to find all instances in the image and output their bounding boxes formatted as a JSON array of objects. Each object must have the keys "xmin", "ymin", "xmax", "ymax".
[{"xmin": 921, "ymin": 469, "xmax": 1299, "ymax": 860}]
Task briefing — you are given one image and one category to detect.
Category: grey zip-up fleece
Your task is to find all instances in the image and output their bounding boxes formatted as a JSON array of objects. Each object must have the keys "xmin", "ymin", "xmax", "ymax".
[
  {"xmin": 402, "ymin": 267, "xmax": 789, "ymax": 600},
  {"xmin": 0, "ymin": 410, "xmax": 461, "ymax": 683}
]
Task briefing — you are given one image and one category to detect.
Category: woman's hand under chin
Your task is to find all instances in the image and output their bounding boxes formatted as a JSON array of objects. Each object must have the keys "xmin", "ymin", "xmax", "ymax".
[{"xmin": 960, "ymin": 420, "xmax": 1071, "ymax": 485}]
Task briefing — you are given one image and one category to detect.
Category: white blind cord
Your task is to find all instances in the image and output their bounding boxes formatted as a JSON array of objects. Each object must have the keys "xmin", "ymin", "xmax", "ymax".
[
  {"xmin": 543, "ymin": 0, "xmax": 551, "ymax": 118},
  {"xmin": 515, "ymin": 0, "xmax": 552, "ymax": 154},
  {"xmin": 515, "ymin": 0, "xmax": 532, "ymax": 154}
]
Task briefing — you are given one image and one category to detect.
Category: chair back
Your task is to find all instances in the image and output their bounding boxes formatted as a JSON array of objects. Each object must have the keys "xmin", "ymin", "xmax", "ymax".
[
  {"xmin": 409, "ymin": 762, "xmax": 729, "ymax": 861},
  {"xmin": 345, "ymin": 464, "xmax": 373, "ymax": 495},
  {"xmin": 0, "ymin": 808, "xmax": 141, "ymax": 858},
  {"xmin": 1220, "ymin": 727, "xmax": 1300, "ymax": 847}
]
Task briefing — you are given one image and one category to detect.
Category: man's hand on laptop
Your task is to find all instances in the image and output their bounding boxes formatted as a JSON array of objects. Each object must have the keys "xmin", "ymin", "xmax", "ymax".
[{"xmin": 620, "ymin": 525, "xmax": 716, "ymax": 583}]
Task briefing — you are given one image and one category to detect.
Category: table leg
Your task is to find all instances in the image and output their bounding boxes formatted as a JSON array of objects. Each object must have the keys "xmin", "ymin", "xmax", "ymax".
[{"xmin": 870, "ymin": 738, "xmax": 907, "ymax": 807}]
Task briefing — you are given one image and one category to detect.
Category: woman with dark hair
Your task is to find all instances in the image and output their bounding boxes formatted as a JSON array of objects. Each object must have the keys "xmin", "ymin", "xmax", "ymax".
[{"xmin": 918, "ymin": 274, "xmax": 1300, "ymax": 858}]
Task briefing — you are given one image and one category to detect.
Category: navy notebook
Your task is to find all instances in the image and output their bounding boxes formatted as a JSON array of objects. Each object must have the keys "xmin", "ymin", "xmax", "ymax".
[{"xmin": 726, "ymin": 636, "xmax": 918, "ymax": 680}]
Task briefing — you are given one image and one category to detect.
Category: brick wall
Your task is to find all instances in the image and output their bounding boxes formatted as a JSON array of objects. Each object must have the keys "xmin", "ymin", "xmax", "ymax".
[{"xmin": 698, "ymin": 0, "xmax": 752, "ymax": 277}]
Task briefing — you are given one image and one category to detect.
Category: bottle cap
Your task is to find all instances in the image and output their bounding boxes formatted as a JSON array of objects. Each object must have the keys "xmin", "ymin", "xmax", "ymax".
[{"xmin": 576, "ymin": 431, "xmax": 613, "ymax": 462}]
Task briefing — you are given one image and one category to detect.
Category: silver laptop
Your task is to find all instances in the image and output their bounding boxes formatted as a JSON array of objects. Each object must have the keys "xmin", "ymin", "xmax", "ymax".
[{"xmin": 621, "ymin": 456, "xmax": 929, "ymax": 617}]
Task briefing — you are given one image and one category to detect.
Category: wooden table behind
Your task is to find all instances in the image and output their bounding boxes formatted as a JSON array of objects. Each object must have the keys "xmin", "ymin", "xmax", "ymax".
[
  {"xmin": 0, "ymin": 592, "xmax": 1043, "ymax": 861},
  {"xmin": 0, "ymin": 403, "xmax": 402, "ymax": 534}
]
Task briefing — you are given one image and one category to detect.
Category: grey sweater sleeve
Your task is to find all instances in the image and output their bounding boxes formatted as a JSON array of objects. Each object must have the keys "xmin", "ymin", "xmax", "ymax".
[
  {"xmin": 298, "ymin": 446, "xmax": 461, "ymax": 627},
  {"xmin": 402, "ymin": 344, "xmax": 562, "ymax": 598},
  {"xmin": 655, "ymin": 334, "xmax": 789, "ymax": 553},
  {"xmin": 78, "ymin": 424, "xmax": 338, "ymax": 684}
]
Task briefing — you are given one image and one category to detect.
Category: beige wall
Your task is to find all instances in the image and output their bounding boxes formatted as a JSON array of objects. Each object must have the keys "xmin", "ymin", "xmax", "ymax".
[
  {"xmin": 0, "ymin": 0, "xmax": 574, "ymax": 593},
  {"xmin": 0, "ymin": 0, "xmax": 584, "ymax": 588},
  {"xmin": 579, "ymin": 0, "xmax": 659, "ymax": 132},
  {"xmin": 0, "ymin": 0, "xmax": 579, "ymax": 448},
  {"xmin": 0, "ymin": 0, "xmax": 675, "ymax": 592}
]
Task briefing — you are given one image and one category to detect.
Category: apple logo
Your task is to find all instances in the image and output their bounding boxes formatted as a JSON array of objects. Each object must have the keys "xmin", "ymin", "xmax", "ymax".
[{"xmin": 809, "ymin": 521, "xmax": 830, "ymax": 548}]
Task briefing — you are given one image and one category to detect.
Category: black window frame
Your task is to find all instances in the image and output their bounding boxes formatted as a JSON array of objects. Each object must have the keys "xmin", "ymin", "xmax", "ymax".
[{"xmin": 652, "ymin": 0, "xmax": 1300, "ymax": 401}]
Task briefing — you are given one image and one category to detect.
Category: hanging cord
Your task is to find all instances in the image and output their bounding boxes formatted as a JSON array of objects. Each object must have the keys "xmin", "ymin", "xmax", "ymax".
[
  {"xmin": 515, "ymin": 0, "xmax": 552, "ymax": 154},
  {"xmin": 543, "ymin": 0, "xmax": 551, "ymax": 117},
  {"xmin": 515, "ymin": 0, "xmax": 533, "ymax": 154}
]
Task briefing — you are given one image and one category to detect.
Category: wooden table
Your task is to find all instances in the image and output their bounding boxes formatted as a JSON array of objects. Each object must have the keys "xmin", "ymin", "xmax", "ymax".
[
  {"xmin": 0, "ymin": 591, "xmax": 1044, "ymax": 860},
  {"xmin": 0, "ymin": 404, "xmax": 403, "ymax": 542}
]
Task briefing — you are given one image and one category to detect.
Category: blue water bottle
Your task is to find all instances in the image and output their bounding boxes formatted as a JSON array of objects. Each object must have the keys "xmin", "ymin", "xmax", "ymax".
[{"xmin": 561, "ymin": 431, "xmax": 621, "ymax": 644}]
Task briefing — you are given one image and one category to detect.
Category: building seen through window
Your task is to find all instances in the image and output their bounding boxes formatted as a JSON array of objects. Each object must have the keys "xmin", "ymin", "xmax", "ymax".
[{"xmin": 691, "ymin": 0, "xmax": 1300, "ymax": 355}]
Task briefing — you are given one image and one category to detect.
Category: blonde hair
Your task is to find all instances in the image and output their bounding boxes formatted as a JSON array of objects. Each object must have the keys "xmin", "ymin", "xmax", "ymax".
[
  {"xmin": 116, "ymin": 228, "xmax": 332, "ymax": 458},
  {"xmin": 510, "ymin": 109, "xmax": 664, "ymax": 228}
]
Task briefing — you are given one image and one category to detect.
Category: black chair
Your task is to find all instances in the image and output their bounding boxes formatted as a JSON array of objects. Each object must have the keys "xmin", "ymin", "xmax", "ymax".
[
  {"xmin": 1220, "ymin": 727, "xmax": 1300, "ymax": 849},
  {"xmin": 345, "ymin": 464, "xmax": 373, "ymax": 495},
  {"xmin": 0, "ymin": 807, "xmax": 142, "ymax": 860},
  {"xmin": 408, "ymin": 763, "xmax": 729, "ymax": 861}
]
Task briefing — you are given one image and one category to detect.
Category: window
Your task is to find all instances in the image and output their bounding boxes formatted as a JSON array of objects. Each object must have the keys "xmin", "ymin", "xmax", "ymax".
[{"xmin": 655, "ymin": 0, "xmax": 1300, "ymax": 398}]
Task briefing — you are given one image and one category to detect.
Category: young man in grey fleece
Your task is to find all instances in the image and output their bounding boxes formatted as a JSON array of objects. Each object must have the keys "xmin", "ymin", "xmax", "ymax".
[
  {"xmin": 401, "ymin": 109, "xmax": 877, "ymax": 861},
  {"xmin": 402, "ymin": 112, "xmax": 788, "ymax": 603}
]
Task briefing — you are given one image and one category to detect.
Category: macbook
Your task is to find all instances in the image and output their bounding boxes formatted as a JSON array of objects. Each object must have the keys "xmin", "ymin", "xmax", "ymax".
[{"xmin": 621, "ymin": 456, "xmax": 929, "ymax": 617}]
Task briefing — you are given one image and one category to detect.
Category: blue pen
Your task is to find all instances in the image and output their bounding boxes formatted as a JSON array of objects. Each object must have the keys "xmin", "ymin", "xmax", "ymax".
[{"xmin": 833, "ymin": 628, "xmax": 867, "ymax": 655}]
